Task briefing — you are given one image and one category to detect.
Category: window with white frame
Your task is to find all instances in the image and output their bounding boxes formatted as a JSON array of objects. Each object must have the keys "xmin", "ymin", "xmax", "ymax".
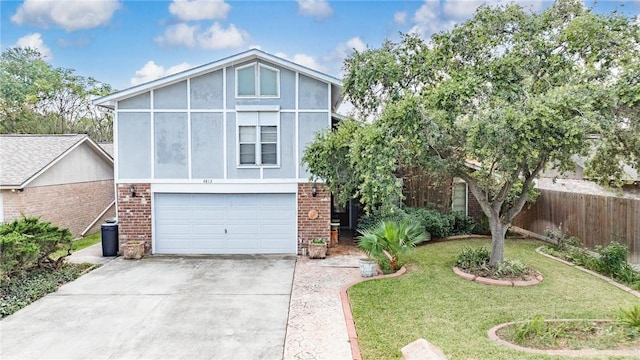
[
  {"xmin": 452, "ymin": 179, "xmax": 468, "ymax": 215},
  {"xmin": 237, "ymin": 112, "xmax": 279, "ymax": 166},
  {"xmin": 236, "ymin": 63, "xmax": 279, "ymax": 98}
]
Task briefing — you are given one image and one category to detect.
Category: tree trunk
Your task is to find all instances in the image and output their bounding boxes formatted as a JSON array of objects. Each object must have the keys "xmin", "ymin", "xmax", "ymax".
[{"xmin": 488, "ymin": 218, "xmax": 509, "ymax": 266}]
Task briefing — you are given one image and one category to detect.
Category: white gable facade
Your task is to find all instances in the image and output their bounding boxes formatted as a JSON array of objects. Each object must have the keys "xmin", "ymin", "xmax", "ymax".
[{"xmin": 95, "ymin": 50, "xmax": 341, "ymax": 255}]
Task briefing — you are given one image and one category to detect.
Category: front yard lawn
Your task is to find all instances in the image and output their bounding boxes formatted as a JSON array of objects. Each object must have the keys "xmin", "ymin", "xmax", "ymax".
[{"xmin": 348, "ymin": 238, "xmax": 639, "ymax": 359}]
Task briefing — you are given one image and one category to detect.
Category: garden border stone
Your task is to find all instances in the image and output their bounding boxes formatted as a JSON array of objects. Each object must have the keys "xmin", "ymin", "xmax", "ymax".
[
  {"xmin": 488, "ymin": 319, "xmax": 640, "ymax": 357},
  {"xmin": 340, "ymin": 266, "xmax": 409, "ymax": 360},
  {"xmin": 452, "ymin": 266, "xmax": 543, "ymax": 287},
  {"xmin": 535, "ymin": 247, "xmax": 640, "ymax": 298}
]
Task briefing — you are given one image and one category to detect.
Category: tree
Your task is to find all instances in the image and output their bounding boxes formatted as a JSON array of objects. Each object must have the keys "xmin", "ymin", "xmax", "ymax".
[
  {"xmin": 304, "ymin": 0, "xmax": 640, "ymax": 265},
  {"xmin": 0, "ymin": 47, "xmax": 114, "ymax": 141}
]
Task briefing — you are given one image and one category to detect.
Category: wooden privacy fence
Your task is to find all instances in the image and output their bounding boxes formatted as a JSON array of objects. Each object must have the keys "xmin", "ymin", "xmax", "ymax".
[
  {"xmin": 514, "ymin": 189, "xmax": 640, "ymax": 263},
  {"xmin": 403, "ymin": 173, "xmax": 452, "ymax": 212}
]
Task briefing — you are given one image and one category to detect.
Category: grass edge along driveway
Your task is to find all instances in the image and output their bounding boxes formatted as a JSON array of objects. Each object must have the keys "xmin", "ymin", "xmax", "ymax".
[{"xmin": 348, "ymin": 238, "xmax": 639, "ymax": 360}]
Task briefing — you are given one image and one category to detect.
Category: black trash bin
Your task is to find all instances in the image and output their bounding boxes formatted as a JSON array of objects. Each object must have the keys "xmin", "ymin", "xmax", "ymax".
[{"xmin": 101, "ymin": 223, "xmax": 119, "ymax": 257}]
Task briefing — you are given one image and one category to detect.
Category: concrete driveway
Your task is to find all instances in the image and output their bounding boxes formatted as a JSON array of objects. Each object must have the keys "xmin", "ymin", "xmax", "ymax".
[{"xmin": 0, "ymin": 256, "xmax": 296, "ymax": 360}]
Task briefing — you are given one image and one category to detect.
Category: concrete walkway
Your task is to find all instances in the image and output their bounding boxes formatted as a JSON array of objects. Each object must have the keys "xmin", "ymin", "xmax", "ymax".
[
  {"xmin": 284, "ymin": 246, "xmax": 364, "ymax": 360},
  {"xmin": 66, "ymin": 242, "xmax": 116, "ymax": 265}
]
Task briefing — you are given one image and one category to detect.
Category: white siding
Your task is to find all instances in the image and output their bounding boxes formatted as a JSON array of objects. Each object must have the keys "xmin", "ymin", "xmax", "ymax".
[{"xmin": 29, "ymin": 144, "xmax": 113, "ymax": 187}]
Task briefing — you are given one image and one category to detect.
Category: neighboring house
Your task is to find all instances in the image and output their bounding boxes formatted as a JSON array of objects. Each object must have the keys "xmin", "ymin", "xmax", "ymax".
[
  {"xmin": 94, "ymin": 49, "xmax": 342, "ymax": 255},
  {"xmin": 0, "ymin": 134, "xmax": 116, "ymax": 237},
  {"xmin": 99, "ymin": 142, "xmax": 114, "ymax": 158}
]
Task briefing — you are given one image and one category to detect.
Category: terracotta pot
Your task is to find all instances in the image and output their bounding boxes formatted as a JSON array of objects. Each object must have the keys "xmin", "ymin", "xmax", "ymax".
[
  {"xmin": 123, "ymin": 241, "xmax": 145, "ymax": 260},
  {"xmin": 308, "ymin": 242, "xmax": 327, "ymax": 259}
]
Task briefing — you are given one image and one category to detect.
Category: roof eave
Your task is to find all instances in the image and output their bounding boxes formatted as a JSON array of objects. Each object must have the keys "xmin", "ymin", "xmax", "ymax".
[{"xmin": 93, "ymin": 49, "xmax": 343, "ymax": 106}]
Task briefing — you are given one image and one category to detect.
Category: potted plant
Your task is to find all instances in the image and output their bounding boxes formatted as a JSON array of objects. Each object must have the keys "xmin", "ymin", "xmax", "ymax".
[
  {"xmin": 308, "ymin": 238, "xmax": 327, "ymax": 259},
  {"xmin": 123, "ymin": 241, "xmax": 145, "ymax": 259},
  {"xmin": 357, "ymin": 220, "xmax": 426, "ymax": 277}
]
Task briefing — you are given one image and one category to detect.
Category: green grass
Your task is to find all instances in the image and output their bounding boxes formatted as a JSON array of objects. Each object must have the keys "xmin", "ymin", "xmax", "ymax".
[
  {"xmin": 348, "ymin": 238, "xmax": 640, "ymax": 360},
  {"xmin": 51, "ymin": 231, "xmax": 102, "ymax": 259}
]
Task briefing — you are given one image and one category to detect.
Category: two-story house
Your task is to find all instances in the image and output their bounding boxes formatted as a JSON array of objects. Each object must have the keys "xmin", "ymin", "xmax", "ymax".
[{"xmin": 95, "ymin": 49, "xmax": 342, "ymax": 255}]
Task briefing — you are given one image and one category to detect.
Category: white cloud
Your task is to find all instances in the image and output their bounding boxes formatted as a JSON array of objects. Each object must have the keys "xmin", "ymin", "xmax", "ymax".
[
  {"xmin": 15, "ymin": 33, "xmax": 52, "ymax": 60},
  {"xmin": 197, "ymin": 23, "xmax": 249, "ymax": 49},
  {"xmin": 169, "ymin": 0, "xmax": 230, "ymax": 21},
  {"xmin": 156, "ymin": 22, "xmax": 248, "ymax": 49},
  {"xmin": 11, "ymin": 0, "xmax": 121, "ymax": 31},
  {"xmin": 409, "ymin": 0, "xmax": 548, "ymax": 38},
  {"xmin": 442, "ymin": 0, "xmax": 488, "ymax": 18},
  {"xmin": 130, "ymin": 61, "xmax": 192, "ymax": 86},
  {"xmin": 409, "ymin": 0, "xmax": 456, "ymax": 37},
  {"xmin": 394, "ymin": 11, "xmax": 408, "ymax": 25},
  {"xmin": 297, "ymin": 0, "xmax": 333, "ymax": 20},
  {"xmin": 443, "ymin": 0, "xmax": 548, "ymax": 19},
  {"xmin": 330, "ymin": 36, "xmax": 367, "ymax": 61},
  {"xmin": 273, "ymin": 52, "xmax": 324, "ymax": 72},
  {"xmin": 156, "ymin": 23, "xmax": 198, "ymax": 48},
  {"xmin": 292, "ymin": 54, "xmax": 324, "ymax": 71}
]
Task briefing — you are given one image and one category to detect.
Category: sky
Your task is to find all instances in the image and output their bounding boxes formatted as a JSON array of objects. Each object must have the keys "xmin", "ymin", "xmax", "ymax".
[{"xmin": 1, "ymin": 0, "xmax": 639, "ymax": 91}]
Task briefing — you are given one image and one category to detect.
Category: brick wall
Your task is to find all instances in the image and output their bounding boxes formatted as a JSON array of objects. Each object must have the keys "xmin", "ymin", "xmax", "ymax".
[
  {"xmin": 467, "ymin": 194, "xmax": 484, "ymax": 224},
  {"xmin": 116, "ymin": 183, "xmax": 152, "ymax": 253},
  {"xmin": 297, "ymin": 183, "xmax": 331, "ymax": 253},
  {"xmin": 2, "ymin": 180, "xmax": 115, "ymax": 237}
]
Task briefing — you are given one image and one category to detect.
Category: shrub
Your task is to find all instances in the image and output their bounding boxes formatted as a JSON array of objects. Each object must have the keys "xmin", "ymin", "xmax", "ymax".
[
  {"xmin": 618, "ymin": 304, "xmax": 640, "ymax": 331},
  {"xmin": 357, "ymin": 220, "xmax": 426, "ymax": 271},
  {"xmin": 0, "ymin": 264, "xmax": 90, "ymax": 318},
  {"xmin": 406, "ymin": 207, "xmax": 452, "ymax": 238},
  {"xmin": 449, "ymin": 211, "xmax": 477, "ymax": 236},
  {"xmin": 545, "ymin": 227, "xmax": 581, "ymax": 251},
  {"xmin": 357, "ymin": 209, "xmax": 409, "ymax": 232},
  {"xmin": 494, "ymin": 259, "xmax": 527, "ymax": 278},
  {"xmin": 0, "ymin": 215, "xmax": 72, "ymax": 282},
  {"xmin": 596, "ymin": 242, "xmax": 628, "ymax": 277},
  {"xmin": 455, "ymin": 246, "xmax": 490, "ymax": 270},
  {"xmin": 516, "ymin": 315, "xmax": 547, "ymax": 341},
  {"xmin": 564, "ymin": 246, "xmax": 598, "ymax": 270}
]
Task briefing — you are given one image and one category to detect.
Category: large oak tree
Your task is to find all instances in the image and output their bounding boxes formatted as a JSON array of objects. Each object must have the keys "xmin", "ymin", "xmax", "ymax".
[{"xmin": 304, "ymin": 0, "xmax": 640, "ymax": 265}]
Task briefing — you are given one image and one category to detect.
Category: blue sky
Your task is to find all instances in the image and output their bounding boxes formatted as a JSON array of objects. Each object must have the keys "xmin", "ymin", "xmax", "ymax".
[{"xmin": 1, "ymin": 0, "xmax": 639, "ymax": 91}]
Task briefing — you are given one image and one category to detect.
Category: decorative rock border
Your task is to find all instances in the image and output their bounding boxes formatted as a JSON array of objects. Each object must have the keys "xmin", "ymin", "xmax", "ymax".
[
  {"xmin": 488, "ymin": 319, "xmax": 640, "ymax": 357},
  {"xmin": 535, "ymin": 246, "xmax": 640, "ymax": 298},
  {"xmin": 340, "ymin": 266, "xmax": 408, "ymax": 360},
  {"xmin": 452, "ymin": 266, "xmax": 543, "ymax": 287}
]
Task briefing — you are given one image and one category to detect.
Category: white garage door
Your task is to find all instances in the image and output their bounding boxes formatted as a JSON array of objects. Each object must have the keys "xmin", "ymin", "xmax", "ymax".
[{"xmin": 154, "ymin": 193, "xmax": 296, "ymax": 254}]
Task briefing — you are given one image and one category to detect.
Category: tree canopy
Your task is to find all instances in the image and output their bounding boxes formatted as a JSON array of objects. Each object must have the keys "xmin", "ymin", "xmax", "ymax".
[
  {"xmin": 303, "ymin": 0, "xmax": 640, "ymax": 265},
  {"xmin": 0, "ymin": 47, "xmax": 114, "ymax": 141}
]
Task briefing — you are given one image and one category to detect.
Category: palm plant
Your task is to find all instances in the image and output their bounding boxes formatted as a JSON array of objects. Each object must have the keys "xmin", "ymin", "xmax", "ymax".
[{"xmin": 357, "ymin": 220, "xmax": 426, "ymax": 271}]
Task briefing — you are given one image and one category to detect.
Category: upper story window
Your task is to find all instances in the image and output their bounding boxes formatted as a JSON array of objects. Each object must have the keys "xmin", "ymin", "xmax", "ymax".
[
  {"xmin": 237, "ymin": 111, "xmax": 279, "ymax": 167},
  {"xmin": 236, "ymin": 63, "xmax": 279, "ymax": 98}
]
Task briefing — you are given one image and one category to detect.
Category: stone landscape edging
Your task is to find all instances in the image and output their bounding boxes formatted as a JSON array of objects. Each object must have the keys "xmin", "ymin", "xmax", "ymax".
[
  {"xmin": 535, "ymin": 246, "xmax": 640, "ymax": 298},
  {"xmin": 452, "ymin": 266, "xmax": 543, "ymax": 287},
  {"xmin": 340, "ymin": 266, "xmax": 407, "ymax": 360},
  {"xmin": 488, "ymin": 319, "xmax": 640, "ymax": 357}
]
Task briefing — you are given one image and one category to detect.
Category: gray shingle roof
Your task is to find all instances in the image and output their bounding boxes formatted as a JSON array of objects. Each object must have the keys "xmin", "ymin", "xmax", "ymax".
[
  {"xmin": 0, "ymin": 134, "xmax": 88, "ymax": 187},
  {"xmin": 99, "ymin": 143, "xmax": 114, "ymax": 158}
]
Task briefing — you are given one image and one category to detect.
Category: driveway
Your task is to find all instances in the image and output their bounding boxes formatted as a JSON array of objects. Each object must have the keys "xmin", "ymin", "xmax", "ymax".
[{"xmin": 0, "ymin": 256, "xmax": 296, "ymax": 360}]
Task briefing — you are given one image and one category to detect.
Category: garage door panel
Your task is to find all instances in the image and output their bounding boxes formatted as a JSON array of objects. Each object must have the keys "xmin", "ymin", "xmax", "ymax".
[
  {"xmin": 154, "ymin": 193, "xmax": 296, "ymax": 254},
  {"xmin": 192, "ymin": 238, "xmax": 227, "ymax": 250}
]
